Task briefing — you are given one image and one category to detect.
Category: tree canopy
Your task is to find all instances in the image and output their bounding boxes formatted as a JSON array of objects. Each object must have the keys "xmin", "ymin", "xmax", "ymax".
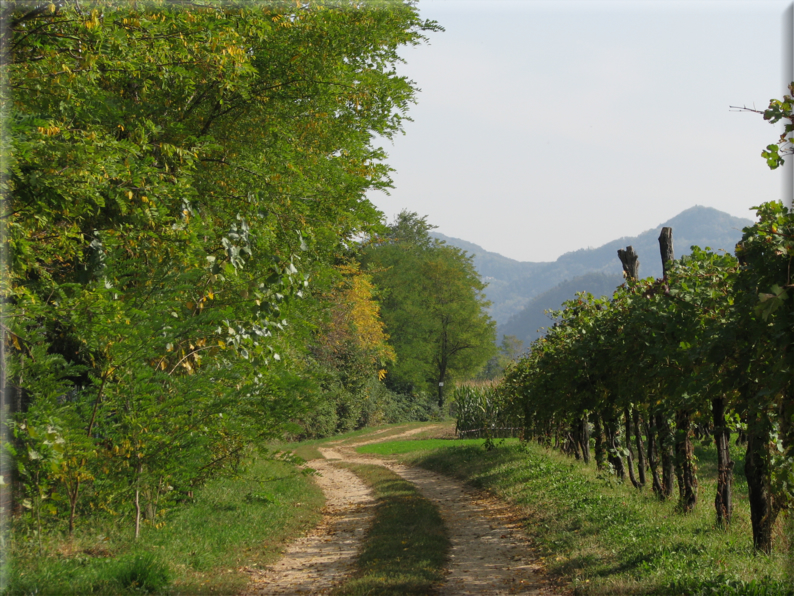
[
  {"xmin": 2, "ymin": 0, "xmax": 439, "ymax": 536},
  {"xmin": 362, "ymin": 212, "xmax": 496, "ymax": 406}
]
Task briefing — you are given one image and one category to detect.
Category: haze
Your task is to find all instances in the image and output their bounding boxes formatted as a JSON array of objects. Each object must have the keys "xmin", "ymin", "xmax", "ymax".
[{"xmin": 368, "ymin": 0, "xmax": 789, "ymax": 263}]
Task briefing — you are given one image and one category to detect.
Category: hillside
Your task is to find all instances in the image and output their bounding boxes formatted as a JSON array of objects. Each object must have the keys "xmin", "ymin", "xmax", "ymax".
[
  {"xmin": 432, "ymin": 205, "xmax": 753, "ymax": 327},
  {"xmin": 498, "ymin": 272, "xmax": 625, "ymax": 348}
]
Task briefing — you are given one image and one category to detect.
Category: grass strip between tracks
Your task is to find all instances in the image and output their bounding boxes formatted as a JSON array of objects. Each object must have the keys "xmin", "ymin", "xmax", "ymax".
[
  {"xmin": 331, "ymin": 463, "xmax": 449, "ymax": 596},
  {"xmin": 364, "ymin": 438, "xmax": 793, "ymax": 596}
]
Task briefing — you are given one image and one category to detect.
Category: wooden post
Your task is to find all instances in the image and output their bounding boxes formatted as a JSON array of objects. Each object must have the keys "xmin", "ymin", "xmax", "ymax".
[
  {"xmin": 658, "ymin": 227, "xmax": 674, "ymax": 278},
  {"xmin": 617, "ymin": 246, "xmax": 640, "ymax": 280},
  {"xmin": 712, "ymin": 396, "xmax": 734, "ymax": 525},
  {"xmin": 658, "ymin": 226, "xmax": 697, "ymax": 511}
]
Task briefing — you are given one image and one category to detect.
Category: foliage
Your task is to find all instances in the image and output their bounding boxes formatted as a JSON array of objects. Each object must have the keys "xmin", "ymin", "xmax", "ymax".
[
  {"xmin": 362, "ymin": 211, "xmax": 496, "ymax": 407},
  {"xmin": 297, "ymin": 262, "xmax": 398, "ymax": 437},
  {"xmin": 2, "ymin": 0, "xmax": 439, "ymax": 546},
  {"xmin": 452, "ymin": 383, "xmax": 522, "ymax": 445},
  {"xmin": 757, "ymin": 82, "xmax": 794, "ymax": 169}
]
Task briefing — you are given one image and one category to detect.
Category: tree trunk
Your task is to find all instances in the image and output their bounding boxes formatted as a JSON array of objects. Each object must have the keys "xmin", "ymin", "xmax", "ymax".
[
  {"xmin": 68, "ymin": 477, "xmax": 81, "ymax": 536},
  {"xmin": 712, "ymin": 397, "xmax": 733, "ymax": 525},
  {"xmin": 569, "ymin": 430, "xmax": 581, "ymax": 460},
  {"xmin": 0, "ymin": 321, "xmax": 12, "ymax": 528},
  {"xmin": 632, "ymin": 408, "xmax": 647, "ymax": 487},
  {"xmin": 617, "ymin": 245, "xmax": 640, "ymax": 280},
  {"xmin": 623, "ymin": 408, "xmax": 641, "ymax": 488},
  {"xmin": 745, "ymin": 413, "xmax": 780, "ymax": 553},
  {"xmin": 594, "ymin": 415, "xmax": 607, "ymax": 471},
  {"xmin": 578, "ymin": 415, "xmax": 591, "ymax": 464},
  {"xmin": 658, "ymin": 227, "xmax": 675, "ymax": 278},
  {"xmin": 134, "ymin": 463, "xmax": 143, "ymax": 540},
  {"xmin": 645, "ymin": 418, "xmax": 664, "ymax": 497},
  {"xmin": 605, "ymin": 417, "xmax": 626, "ymax": 480},
  {"xmin": 656, "ymin": 412, "xmax": 675, "ymax": 498},
  {"xmin": 674, "ymin": 409, "xmax": 697, "ymax": 512}
]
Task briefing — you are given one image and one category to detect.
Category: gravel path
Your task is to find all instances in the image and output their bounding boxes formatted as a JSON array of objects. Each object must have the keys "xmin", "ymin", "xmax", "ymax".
[{"xmin": 243, "ymin": 427, "xmax": 557, "ymax": 595}]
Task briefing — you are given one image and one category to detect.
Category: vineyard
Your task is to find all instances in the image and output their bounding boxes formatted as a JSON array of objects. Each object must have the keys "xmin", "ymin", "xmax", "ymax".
[{"xmin": 499, "ymin": 201, "xmax": 794, "ymax": 554}]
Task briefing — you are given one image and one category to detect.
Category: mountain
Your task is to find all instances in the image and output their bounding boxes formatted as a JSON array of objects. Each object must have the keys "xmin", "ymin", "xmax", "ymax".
[
  {"xmin": 432, "ymin": 205, "xmax": 753, "ymax": 331},
  {"xmin": 499, "ymin": 272, "xmax": 625, "ymax": 348}
]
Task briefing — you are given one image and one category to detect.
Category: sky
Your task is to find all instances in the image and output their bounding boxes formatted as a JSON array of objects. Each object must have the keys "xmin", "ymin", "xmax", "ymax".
[{"xmin": 367, "ymin": 0, "xmax": 791, "ymax": 262}]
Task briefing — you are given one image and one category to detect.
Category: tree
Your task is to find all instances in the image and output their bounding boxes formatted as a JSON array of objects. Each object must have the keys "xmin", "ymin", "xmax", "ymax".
[
  {"xmin": 362, "ymin": 212, "xmax": 496, "ymax": 407},
  {"xmin": 477, "ymin": 335, "xmax": 524, "ymax": 380},
  {"xmin": 2, "ymin": 0, "xmax": 439, "ymax": 535},
  {"xmin": 302, "ymin": 261, "xmax": 396, "ymax": 435}
]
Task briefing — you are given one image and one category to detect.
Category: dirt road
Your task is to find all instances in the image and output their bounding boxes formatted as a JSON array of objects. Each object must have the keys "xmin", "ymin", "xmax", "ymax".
[{"xmin": 243, "ymin": 427, "xmax": 557, "ymax": 595}]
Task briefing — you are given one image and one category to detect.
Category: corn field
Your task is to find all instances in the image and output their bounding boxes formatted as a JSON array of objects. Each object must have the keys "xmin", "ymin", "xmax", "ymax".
[{"xmin": 452, "ymin": 384, "xmax": 523, "ymax": 439}]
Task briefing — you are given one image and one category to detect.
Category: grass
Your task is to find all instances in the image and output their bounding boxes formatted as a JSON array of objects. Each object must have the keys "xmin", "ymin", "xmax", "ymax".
[
  {"xmin": 331, "ymin": 463, "xmax": 450, "ymax": 596},
  {"xmin": 367, "ymin": 436, "xmax": 792, "ymax": 596},
  {"xmin": 286, "ymin": 420, "xmax": 454, "ymax": 461},
  {"xmin": 4, "ymin": 456, "xmax": 324, "ymax": 595},
  {"xmin": 357, "ymin": 437, "xmax": 518, "ymax": 455}
]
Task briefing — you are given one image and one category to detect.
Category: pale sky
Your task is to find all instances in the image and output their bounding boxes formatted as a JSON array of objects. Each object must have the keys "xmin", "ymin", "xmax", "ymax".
[{"xmin": 368, "ymin": 0, "xmax": 790, "ymax": 262}]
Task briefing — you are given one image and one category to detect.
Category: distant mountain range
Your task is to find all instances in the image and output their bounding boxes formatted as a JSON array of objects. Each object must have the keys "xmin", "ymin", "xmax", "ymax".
[{"xmin": 432, "ymin": 205, "xmax": 754, "ymax": 348}]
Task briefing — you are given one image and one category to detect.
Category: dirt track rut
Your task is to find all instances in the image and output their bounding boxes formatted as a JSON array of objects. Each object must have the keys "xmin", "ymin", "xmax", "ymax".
[{"xmin": 243, "ymin": 428, "xmax": 557, "ymax": 595}]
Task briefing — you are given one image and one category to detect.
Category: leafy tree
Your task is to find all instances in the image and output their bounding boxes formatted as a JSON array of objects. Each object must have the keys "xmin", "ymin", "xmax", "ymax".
[
  {"xmin": 2, "ymin": 0, "xmax": 439, "ymax": 536},
  {"xmin": 476, "ymin": 335, "xmax": 523, "ymax": 380},
  {"xmin": 363, "ymin": 212, "xmax": 496, "ymax": 407},
  {"xmin": 301, "ymin": 261, "xmax": 396, "ymax": 435}
]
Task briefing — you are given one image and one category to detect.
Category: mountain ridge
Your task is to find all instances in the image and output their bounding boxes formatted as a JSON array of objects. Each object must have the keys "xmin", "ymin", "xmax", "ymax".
[{"xmin": 431, "ymin": 205, "xmax": 754, "ymax": 327}]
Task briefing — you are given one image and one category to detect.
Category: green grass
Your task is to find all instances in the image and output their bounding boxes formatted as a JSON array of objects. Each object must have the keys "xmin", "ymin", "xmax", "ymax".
[
  {"xmin": 4, "ymin": 456, "xmax": 324, "ymax": 595},
  {"xmin": 357, "ymin": 437, "xmax": 518, "ymax": 455},
  {"xmin": 285, "ymin": 420, "xmax": 452, "ymax": 461},
  {"xmin": 377, "ymin": 437, "xmax": 792, "ymax": 596},
  {"xmin": 331, "ymin": 463, "xmax": 450, "ymax": 596}
]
